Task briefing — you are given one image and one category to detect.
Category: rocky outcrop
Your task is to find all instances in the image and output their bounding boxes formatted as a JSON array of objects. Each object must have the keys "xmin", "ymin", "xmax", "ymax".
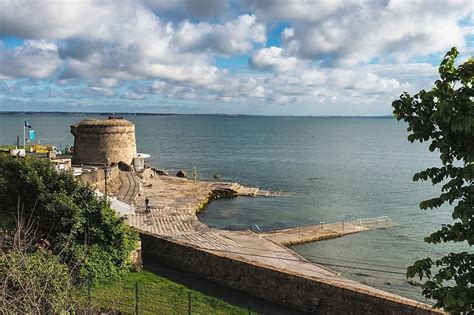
[
  {"xmin": 118, "ymin": 161, "xmax": 133, "ymax": 172},
  {"xmin": 176, "ymin": 170, "xmax": 187, "ymax": 178},
  {"xmin": 152, "ymin": 168, "xmax": 168, "ymax": 176},
  {"xmin": 137, "ymin": 168, "xmax": 155, "ymax": 179}
]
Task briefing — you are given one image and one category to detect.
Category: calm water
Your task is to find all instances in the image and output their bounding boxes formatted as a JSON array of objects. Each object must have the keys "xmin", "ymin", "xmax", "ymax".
[{"xmin": 0, "ymin": 113, "xmax": 463, "ymax": 302}]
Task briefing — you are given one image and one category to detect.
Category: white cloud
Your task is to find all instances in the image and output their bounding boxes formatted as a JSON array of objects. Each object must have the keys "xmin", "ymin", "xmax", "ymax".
[
  {"xmin": 249, "ymin": 46, "xmax": 299, "ymax": 73},
  {"xmin": 260, "ymin": 0, "xmax": 473, "ymax": 66},
  {"xmin": 0, "ymin": 0, "xmax": 115, "ymax": 39},
  {"xmin": 86, "ymin": 87, "xmax": 115, "ymax": 97},
  {"xmin": 0, "ymin": 1, "xmax": 264, "ymax": 86},
  {"xmin": 121, "ymin": 91, "xmax": 145, "ymax": 100},
  {"xmin": 244, "ymin": 0, "xmax": 345, "ymax": 23},
  {"xmin": 171, "ymin": 14, "xmax": 265, "ymax": 55},
  {"xmin": 142, "ymin": 0, "xmax": 230, "ymax": 20},
  {"xmin": 0, "ymin": 0, "xmax": 471, "ymax": 115},
  {"xmin": 0, "ymin": 40, "xmax": 61, "ymax": 79}
]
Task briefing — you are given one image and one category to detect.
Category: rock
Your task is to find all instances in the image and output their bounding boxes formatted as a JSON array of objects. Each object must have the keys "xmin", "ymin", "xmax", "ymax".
[
  {"xmin": 118, "ymin": 161, "xmax": 133, "ymax": 172},
  {"xmin": 137, "ymin": 168, "xmax": 155, "ymax": 179},
  {"xmin": 176, "ymin": 170, "xmax": 187, "ymax": 178},
  {"xmin": 152, "ymin": 167, "xmax": 168, "ymax": 176}
]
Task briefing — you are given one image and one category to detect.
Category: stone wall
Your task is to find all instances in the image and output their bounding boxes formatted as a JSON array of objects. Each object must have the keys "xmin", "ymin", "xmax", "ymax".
[
  {"xmin": 71, "ymin": 119, "xmax": 137, "ymax": 165},
  {"xmin": 141, "ymin": 233, "xmax": 440, "ymax": 315},
  {"xmin": 78, "ymin": 166, "xmax": 120, "ymax": 194}
]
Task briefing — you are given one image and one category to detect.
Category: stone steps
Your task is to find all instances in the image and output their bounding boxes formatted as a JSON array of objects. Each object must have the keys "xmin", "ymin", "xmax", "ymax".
[
  {"xmin": 126, "ymin": 213, "xmax": 194, "ymax": 235},
  {"xmin": 179, "ymin": 231, "xmax": 241, "ymax": 250}
]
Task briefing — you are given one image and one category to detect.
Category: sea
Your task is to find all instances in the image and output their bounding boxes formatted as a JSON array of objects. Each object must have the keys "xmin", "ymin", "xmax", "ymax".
[{"xmin": 0, "ymin": 113, "xmax": 465, "ymax": 302}]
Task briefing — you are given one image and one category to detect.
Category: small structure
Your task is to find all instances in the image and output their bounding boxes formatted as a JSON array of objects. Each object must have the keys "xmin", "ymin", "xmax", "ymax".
[
  {"xmin": 50, "ymin": 158, "xmax": 72, "ymax": 172},
  {"xmin": 70, "ymin": 116, "xmax": 137, "ymax": 165},
  {"xmin": 133, "ymin": 153, "xmax": 150, "ymax": 172}
]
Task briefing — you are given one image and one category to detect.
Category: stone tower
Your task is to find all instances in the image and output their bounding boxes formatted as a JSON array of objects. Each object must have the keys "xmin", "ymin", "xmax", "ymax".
[{"xmin": 71, "ymin": 117, "xmax": 137, "ymax": 165}]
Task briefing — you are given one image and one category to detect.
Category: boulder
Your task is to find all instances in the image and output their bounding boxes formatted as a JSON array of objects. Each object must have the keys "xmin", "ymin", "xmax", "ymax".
[
  {"xmin": 118, "ymin": 161, "xmax": 133, "ymax": 172},
  {"xmin": 152, "ymin": 167, "xmax": 168, "ymax": 176},
  {"xmin": 137, "ymin": 168, "xmax": 155, "ymax": 179},
  {"xmin": 176, "ymin": 170, "xmax": 187, "ymax": 178}
]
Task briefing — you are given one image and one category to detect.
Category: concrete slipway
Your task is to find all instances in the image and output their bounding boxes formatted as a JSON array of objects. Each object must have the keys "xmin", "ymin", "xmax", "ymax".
[{"xmin": 112, "ymin": 172, "xmax": 441, "ymax": 314}]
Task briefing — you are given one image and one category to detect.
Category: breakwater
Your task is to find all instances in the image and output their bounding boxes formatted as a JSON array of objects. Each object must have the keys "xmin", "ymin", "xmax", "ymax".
[{"xmin": 111, "ymin": 171, "xmax": 442, "ymax": 314}]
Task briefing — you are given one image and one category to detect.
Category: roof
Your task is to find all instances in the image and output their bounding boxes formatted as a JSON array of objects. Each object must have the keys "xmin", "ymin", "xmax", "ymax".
[{"xmin": 73, "ymin": 117, "xmax": 134, "ymax": 127}]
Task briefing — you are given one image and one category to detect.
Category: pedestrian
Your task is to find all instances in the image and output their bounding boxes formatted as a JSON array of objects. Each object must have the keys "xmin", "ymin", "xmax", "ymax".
[{"xmin": 145, "ymin": 196, "xmax": 150, "ymax": 214}]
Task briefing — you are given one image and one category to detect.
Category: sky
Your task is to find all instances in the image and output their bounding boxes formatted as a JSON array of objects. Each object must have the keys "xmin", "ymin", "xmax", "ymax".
[{"xmin": 0, "ymin": 0, "xmax": 473, "ymax": 116}]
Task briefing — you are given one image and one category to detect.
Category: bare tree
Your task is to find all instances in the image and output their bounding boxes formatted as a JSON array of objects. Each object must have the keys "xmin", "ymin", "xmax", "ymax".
[{"xmin": 0, "ymin": 208, "xmax": 79, "ymax": 314}]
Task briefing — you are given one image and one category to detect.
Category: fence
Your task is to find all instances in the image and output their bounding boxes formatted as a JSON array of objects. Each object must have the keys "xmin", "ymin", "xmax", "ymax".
[
  {"xmin": 348, "ymin": 216, "xmax": 397, "ymax": 229},
  {"xmin": 244, "ymin": 216, "xmax": 397, "ymax": 234},
  {"xmin": 79, "ymin": 279, "xmax": 254, "ymax": 315}
]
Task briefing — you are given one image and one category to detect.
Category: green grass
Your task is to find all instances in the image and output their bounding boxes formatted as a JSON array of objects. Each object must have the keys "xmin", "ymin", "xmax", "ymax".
[{"xmin": 86, "ymin": 270, "xmax": 250, "ymax": 315}]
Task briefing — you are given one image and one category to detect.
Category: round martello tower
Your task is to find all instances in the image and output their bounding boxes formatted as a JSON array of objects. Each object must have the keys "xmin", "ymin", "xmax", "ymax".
[{"xmin": 70, "ymin": 117, "xmax": 137, "ymax": 165}]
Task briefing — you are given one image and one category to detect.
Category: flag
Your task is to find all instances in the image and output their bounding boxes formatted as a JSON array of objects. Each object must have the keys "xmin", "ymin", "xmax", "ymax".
[{"xmin": 24, "ymin": 120, "xmax": 32, "ymax": 128}]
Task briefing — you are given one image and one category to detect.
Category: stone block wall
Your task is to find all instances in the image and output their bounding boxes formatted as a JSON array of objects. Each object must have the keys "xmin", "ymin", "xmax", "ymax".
[
  {"xmin": 78, "ymin": 165, "xmax": 120, "ymax": 194},
  {"xmin": 71, "ymin": 123, "xmax": 137, "ymax": 165},
  {"xmin": 141, "ymin": 233, "xmax": 440, "ymax": 315}
]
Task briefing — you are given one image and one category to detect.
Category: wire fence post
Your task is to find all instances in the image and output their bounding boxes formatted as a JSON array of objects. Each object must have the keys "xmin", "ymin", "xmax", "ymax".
[
  {"xmin": 248, "ymin": 300, "xmax": 252, "ymax": 315},
  {"xmin": 188, "ymin": 291, "xmax": 192, "ymax": 315},
  {"xmin": 87, "ymin": 271, "xmax": 91, "ymax": 313},
  {"xmin": 135, "ymin": 282, "xmax": 139, "ymax": 315}
]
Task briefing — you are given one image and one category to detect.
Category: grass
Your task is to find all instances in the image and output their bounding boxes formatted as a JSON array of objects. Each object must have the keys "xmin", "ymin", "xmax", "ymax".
[{"xmin": 86, "ymin": 270, "xmax": 250, "ymax": 315}]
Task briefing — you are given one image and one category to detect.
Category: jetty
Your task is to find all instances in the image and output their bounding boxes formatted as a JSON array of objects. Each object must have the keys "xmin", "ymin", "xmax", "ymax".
[
  {"xmin": 114, "ymin": 172, "xmax": 440, "ymax": 314},
  {"xmin": 260, "ymin": 216, "xmax": 395, "ymax": 246}
]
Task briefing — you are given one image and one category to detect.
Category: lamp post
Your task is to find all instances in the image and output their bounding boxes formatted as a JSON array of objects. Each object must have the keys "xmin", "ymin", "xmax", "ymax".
[{"xmin": 104, "ymin": 157, "xmax": 110, "ymax": 198}]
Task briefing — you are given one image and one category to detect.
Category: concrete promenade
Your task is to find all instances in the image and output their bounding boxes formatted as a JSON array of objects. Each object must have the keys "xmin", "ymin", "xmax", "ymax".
[{"xmin": 118, "ymin": 173, "xmax": 441, "ymax": 314}]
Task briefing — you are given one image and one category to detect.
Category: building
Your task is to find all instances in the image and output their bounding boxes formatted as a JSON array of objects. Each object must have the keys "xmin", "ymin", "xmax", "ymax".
[{"xmin": 70, "ymin": 116, "xmax": 137, "ymax": 166}]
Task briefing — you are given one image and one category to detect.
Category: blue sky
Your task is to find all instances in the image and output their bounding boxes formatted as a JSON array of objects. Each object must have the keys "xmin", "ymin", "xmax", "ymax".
[{"xmin": 0, "ymin": 0, "xmax": 472, "ymax": 115}]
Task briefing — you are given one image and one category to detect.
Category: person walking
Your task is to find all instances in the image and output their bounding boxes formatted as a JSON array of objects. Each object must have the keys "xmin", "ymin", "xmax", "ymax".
[{"xmin": 145, "ymin": 196, "xmax": 150, "ymax": 214}]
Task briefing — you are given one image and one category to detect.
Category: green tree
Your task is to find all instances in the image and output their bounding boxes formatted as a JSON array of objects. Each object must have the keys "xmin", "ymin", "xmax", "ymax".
[
  {"xmin": 0, "ymin": 156, "xmax": 138, "ymax": 283},
  {"xmin": 392, "ymin": 47, "xmax": 473, "ymax": 313}
]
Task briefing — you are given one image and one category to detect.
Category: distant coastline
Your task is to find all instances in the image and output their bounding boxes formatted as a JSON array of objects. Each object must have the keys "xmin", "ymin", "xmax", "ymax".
[{"xmin": 0, "ymin": 111, "xmax": 395, "ymax": 119}]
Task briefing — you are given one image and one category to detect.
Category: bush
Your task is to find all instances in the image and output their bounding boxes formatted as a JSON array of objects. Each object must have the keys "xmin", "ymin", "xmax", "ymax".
[
  {"xmin": 0, "ymin": 248, "xmax": 74, "ymax": 313},
  {"xmin": 0, "ymin": 156, "xmax": 138, "ymax": 283}
]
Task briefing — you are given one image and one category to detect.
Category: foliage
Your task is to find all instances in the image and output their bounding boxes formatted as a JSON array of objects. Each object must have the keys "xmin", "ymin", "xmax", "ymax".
[
  {"xmin": 0, "ymin": 156, "xmax": 139, "ymax": 283},
  {"xmin": 0, "ymin": 249, "xmax": 73, "ymax": 313},
  {"xmin": 392, "ymin": 47, "xmax": 473, "ymax": 313},
  {"xmin": 0, "ymin": 216, "xmax": 75, "ymax": 313}
]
